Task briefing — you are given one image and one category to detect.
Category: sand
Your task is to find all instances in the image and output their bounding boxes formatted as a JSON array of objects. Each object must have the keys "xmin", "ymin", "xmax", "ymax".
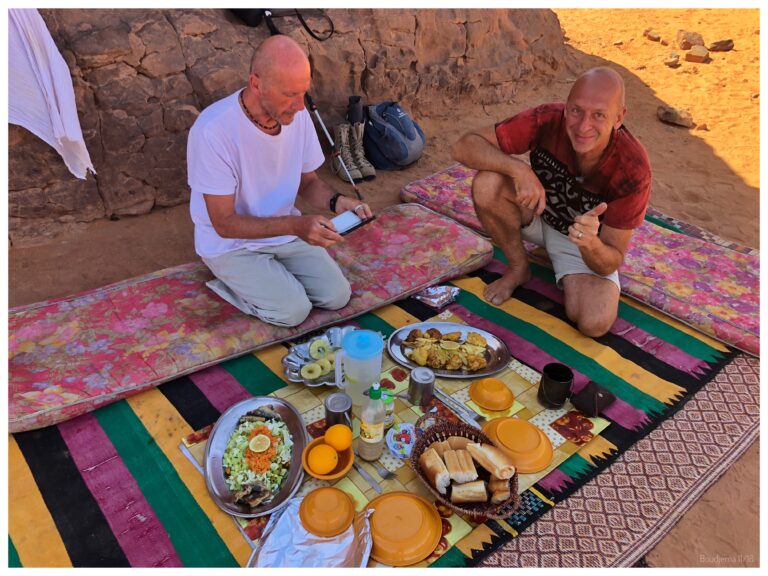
[{"xmin": 7, "ymin": 8, "xmax": 759, "ymax": 567}]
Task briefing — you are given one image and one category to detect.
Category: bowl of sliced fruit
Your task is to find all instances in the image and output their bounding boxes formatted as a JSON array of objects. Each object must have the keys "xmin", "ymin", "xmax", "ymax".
[{"xmin": 282, "ymin": 325, "xmax": 362, "ymax": 387}]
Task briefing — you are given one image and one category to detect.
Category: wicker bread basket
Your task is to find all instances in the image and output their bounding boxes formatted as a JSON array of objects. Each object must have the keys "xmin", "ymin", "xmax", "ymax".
[{"xmin": 410, "ymin": 413, "xmax": 520, "ymax": 521}]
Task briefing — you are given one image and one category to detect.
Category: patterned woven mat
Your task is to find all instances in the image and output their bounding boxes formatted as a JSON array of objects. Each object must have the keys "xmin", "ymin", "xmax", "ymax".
[
  {"xmin": 9, "ymin": 253, "xmax": 752, "ymax": 567},
  {"xmin": 479, "ymin": 355, "xmax": 759, "ymax": 567}
]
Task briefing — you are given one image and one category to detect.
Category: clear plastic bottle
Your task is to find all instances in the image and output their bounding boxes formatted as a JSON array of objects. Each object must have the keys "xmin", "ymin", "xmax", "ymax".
[
  {"xmin": 382, "ymin": 392, "xmax": 395, "ymax": 430},
  {"xmin": 358, "ymin": 384, "xmax": 385, "ymax": 461}
]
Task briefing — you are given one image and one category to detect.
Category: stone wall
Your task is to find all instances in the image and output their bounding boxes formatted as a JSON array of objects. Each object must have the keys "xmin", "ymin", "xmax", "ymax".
[{"xmin": 9, "ymin": 8, "xmax": 567, "ymax": 244}]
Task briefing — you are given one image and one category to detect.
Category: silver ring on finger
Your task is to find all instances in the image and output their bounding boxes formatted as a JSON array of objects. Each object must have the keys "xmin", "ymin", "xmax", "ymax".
[
  {"xmin": 578, "ymin": 231, "xmax": 583, "ymax": 239},
  {"xmin": 353, "ymin": 204, "xmax": 364, "ymax": 213}
]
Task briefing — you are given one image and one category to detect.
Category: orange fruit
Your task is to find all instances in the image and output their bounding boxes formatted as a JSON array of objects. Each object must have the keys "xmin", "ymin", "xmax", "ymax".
[
  {"xmin": 308, "ymin": 443, "xmax": 339, "ymax": 475},
  {"xmin": 324, "ymin": 424, "xmax": 353, "ymax": 452}
]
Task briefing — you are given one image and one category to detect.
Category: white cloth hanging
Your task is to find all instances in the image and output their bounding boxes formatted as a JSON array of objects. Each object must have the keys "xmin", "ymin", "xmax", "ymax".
[{"xmin": 9, "ymin": 8, "xmax": 95, "ymax": 179}]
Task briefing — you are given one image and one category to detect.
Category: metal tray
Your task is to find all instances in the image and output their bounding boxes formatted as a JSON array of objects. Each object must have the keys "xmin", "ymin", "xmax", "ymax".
[
  {"xmin": 386, "ymin": 321, "xmax": 511, "ymax": 379},
  {"xmin": 204, "ymin": 397, "xmax": 308, "ymax": 518},
  {"xmin": 281, "ymin": 324, "xmax": 357, "ymax": 387}
]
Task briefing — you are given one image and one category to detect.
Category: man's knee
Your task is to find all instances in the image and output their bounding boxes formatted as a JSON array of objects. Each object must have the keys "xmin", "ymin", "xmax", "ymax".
[
  {"xmin": 562, "ymin": 276, "xmax": 618, "ymax": 338},
  {"xmin": 576, "ymin": 315, "xmax": 615, "ymax": 338},
  {"xmin": 261, "ymin": 297, "xmax": 313, "ymax": 327},
  {"xmin": 471, "ymin": 170, "xmax": 508, "ymax": 208},
  {"xmin": 314, "ymin": 279, "xmax": 352, "ymax": 311},
  {"xmin": 566, "ymin": 298, "xmax": 617, "ymax": 338}
]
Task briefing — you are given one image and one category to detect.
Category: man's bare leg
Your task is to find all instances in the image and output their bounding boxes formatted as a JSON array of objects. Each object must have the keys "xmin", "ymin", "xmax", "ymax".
[
  {"xmin": 471, "ymin": 170, "xmax": 534, "ymax": 305},
  {"xmin": 561, "ymin": 274, "xmax": 620, "ymax": 337}
]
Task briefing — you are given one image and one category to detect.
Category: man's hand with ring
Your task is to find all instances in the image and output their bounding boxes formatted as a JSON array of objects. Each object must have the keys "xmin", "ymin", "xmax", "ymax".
[
  {"xmin": 335, "ymin": 194, "xmax": 373, "ymax": 219},
  {"xmin": 569, "ymin": 201, "xmax": 608, "ymax": 247}
]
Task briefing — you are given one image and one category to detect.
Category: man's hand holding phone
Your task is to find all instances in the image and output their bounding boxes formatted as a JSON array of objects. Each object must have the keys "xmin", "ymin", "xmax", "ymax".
[{"xmin": 330, "ymin": 209, "xmax": 376, "ymax": 236}]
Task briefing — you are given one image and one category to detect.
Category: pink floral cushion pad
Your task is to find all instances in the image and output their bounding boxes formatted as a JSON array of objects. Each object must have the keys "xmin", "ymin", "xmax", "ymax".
[
  {"xmin": 401, "ymin": 164, "xmax": 759, "ymax": 356},
  {"xmin": 8, "ymin": 204, "xmax": 492, "ymax": 432}
]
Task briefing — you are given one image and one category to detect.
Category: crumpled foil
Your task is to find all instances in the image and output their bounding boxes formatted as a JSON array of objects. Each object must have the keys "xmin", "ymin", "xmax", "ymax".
[
  {"xmin": 247, "ymin": 496, "xmax": 374, "ymax": 567},
  {"xmin": 412, "ymin": 286, "xmax": 460, "ymax": 310}
]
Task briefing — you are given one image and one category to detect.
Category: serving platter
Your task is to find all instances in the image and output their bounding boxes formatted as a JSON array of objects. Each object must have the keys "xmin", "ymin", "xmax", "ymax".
[
  {"xmin": 281, "ymin": 325, "xmax": 357, "ymax": 387},
  {"xmin": 386, "ymin": 322, "xmax": 510, "ymax": 379},
  {"xmin": 204, "ymin": 397, "xmax": 308, "ymax": 518}
]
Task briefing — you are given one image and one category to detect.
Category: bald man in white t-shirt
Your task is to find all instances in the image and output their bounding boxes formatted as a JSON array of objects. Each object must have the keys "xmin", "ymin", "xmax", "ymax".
[{"xmin": 187, "ymin": 36, "xmax": 372, "ymax": 327}]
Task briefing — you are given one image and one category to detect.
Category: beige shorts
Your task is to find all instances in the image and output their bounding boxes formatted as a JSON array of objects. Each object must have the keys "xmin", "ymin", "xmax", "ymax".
[{"xmin": 521, "ymin": 216, "xmax": 621, "ymax": 290}]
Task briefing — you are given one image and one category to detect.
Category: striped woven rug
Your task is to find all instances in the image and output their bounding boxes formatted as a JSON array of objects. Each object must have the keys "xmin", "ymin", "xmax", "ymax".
[{"xmin": 8, "ymin": 250, "xmax": 746, "ymax": 567}]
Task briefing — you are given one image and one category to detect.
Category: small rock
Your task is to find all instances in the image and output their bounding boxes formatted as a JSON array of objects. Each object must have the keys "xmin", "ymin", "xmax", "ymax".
[
  {"xmin": 685, "ymin": 44, "xmax": 710, "ymax": 63},
  {"xmin": 644, "ymin": 29, "xmax": 661, "ymax": 42},
  {"xmin": 708, "ymin": 39, "xmax": 734, "ymax": 52},
  {"xmin": 677, "ymin": 29, "xmax": 705, "ymax": 50},
  {"xmin": 695, "ymin": 123, "xmax": 709, "ymax": 131},
  {"xmin": 635, "ymin": 64, "xmax": 647, "ymax": 71},
  {"xmin": 751, "ymin": 92, "xmax": 759, "ymax": 99},
  {"xmin": 663, "ymin": 53, "xmax": 680, "ymax": 68},
  {"xmin": 613, "ymin": 40, "xmax": 623, "ymax": 46},
  {"xmin": 657, "ymin": 105, "xmax": 695, "ymax": 128},
  {"xmin": 661, "ymin": 39, "xmax": 669, "ymax": 46}
]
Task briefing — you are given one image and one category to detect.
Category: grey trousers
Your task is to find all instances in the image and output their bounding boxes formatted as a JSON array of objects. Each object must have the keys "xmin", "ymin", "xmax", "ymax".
[{"xmin": 202, "ymin": 239, "xmax": 351, "ymax": 327}]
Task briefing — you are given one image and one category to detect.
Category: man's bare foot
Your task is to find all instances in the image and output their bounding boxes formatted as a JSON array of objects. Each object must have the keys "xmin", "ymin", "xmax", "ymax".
[{"xmin": 483, "ymin": 266, "xmax": 532, "ymax": 305}]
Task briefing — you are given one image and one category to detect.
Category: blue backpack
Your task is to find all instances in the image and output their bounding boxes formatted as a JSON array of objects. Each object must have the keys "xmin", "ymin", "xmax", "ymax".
[{"xmin": 363, "ymin": 101, "xmax": 426, "ymax": 170}]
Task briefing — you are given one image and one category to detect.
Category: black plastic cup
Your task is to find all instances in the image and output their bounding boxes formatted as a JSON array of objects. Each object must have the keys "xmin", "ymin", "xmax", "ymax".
[{"xmin": 537, "ymin": 363, "xmax": 573, "ymax": 409}]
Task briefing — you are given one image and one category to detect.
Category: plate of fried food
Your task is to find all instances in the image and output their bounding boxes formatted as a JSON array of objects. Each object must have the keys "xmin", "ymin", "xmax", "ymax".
[
  {"xmin": 204, "ymin": 397, "xmax": 308, "ymax": 518},
  {"xmin": 386, "ymin": 322, "xmax": 510, "ymax": 379}
]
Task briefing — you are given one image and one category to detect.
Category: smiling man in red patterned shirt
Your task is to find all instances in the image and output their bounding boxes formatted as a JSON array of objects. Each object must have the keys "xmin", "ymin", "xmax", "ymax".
[{"xmin": 451, "ymin": 67, "xmax": 651, "ymax": 337}]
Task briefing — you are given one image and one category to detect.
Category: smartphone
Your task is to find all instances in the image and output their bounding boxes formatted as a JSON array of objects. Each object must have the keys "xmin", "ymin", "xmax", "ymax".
[{"xmin": 330, "ymin": 210, "xmax": 376, "ymax": 236}]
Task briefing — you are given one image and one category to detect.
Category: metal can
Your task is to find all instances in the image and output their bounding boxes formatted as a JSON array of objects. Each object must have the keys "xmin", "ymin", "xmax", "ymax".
[
  {"xmin": 408, "ymin": 367, "xmax": 435, "ymax": 406},
  {"xmin": 324, "ymin": 391, "xmax": 353, "ymax": 430}
]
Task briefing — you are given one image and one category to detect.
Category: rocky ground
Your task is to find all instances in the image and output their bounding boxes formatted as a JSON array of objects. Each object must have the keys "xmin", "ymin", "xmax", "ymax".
[{"xmin": 7, "ymin": 8, "xmax": 760, "ymax": 567}]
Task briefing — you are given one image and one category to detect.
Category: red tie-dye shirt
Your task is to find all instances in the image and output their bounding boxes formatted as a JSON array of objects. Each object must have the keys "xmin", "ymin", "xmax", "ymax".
[{"xmin": 495, "ymin": 102, "xmax": 652, "ymax": 232}]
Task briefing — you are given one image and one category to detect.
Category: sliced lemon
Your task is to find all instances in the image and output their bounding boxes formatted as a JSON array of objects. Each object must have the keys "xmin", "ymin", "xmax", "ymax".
[
  {"xmin": 440, "ymin": 340, "xmax": 461, "ymax": 351},
  {"xmin": 249, "ymin": 434, "xmax": 271, "ymax": 453},
  {"xmin": 461, "ymin": 343, "xmax": 486, "ymax": 356}
]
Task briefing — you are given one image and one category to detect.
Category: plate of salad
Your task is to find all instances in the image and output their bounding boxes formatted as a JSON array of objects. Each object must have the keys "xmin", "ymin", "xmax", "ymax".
[{"xmin": 204, "ymin": 397, "xmax": 308, "ymax": 518}]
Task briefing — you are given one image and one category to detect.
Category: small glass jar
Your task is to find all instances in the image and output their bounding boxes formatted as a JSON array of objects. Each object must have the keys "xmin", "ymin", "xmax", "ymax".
[{"xmin": 382, "ymin": 392, "xmax": 395, "ymax": 429}]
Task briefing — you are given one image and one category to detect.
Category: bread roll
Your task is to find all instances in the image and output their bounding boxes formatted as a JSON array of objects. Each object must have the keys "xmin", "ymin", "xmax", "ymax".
[
  {"xmin": 419, "ymin": 447, "xmax": 450, "ymax": 494},
  {"xmin": 446, "ymin": 436, "xmax": 472, "ymax": 451},
  {"xmin": 450, "ymin": 480, "xmax": 488, "ymax": 504},
  {"xmin": 443, "ymin": 449, "xmax": 478, "ymax": 483},
  {"xmin": 488, "ymin": 475, "xmax": 508, "ymax": 493},
  {"xmin": 428, "ymin": 440, "xmax": 451, "ymax": 459},
  {"xmin": 466, "ymin": 442, "xmax": 516, "ymax": 479},
  {"xmin": 457, "ymin": 449, "xmax": 478, "ymax": 482},
  {"xmin": 490, "ymin": 487, "xmax": 510, "ymax": 504}
]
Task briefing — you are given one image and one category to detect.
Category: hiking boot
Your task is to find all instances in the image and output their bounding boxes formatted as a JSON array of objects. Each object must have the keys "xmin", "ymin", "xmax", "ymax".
[
  {"xmin": 346, "ymin": 95, "xmax": 365, "ymax": 124},
  {"xmin": 332, "ymin": 123, "xmax": 362, "ymax": 183},
  {"xmin": 349, "ymin": 121, "xmax": 376, "ymax": 181}
]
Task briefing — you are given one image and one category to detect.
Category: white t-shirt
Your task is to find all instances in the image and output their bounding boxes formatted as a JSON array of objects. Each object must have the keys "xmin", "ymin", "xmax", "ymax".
[{"xmin": 187, "ymin": 90, "xmax": 325, "ymax": 258}]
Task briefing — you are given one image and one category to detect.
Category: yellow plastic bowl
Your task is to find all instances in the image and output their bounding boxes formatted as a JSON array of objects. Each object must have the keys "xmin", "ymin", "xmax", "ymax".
[
  {"xmin": 469, "ymin": 377, "xmax": 515, "ymax": 411},
  {"xmin": 481, "ymin": 417, "xmax": 553, "ymax": 474}
]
